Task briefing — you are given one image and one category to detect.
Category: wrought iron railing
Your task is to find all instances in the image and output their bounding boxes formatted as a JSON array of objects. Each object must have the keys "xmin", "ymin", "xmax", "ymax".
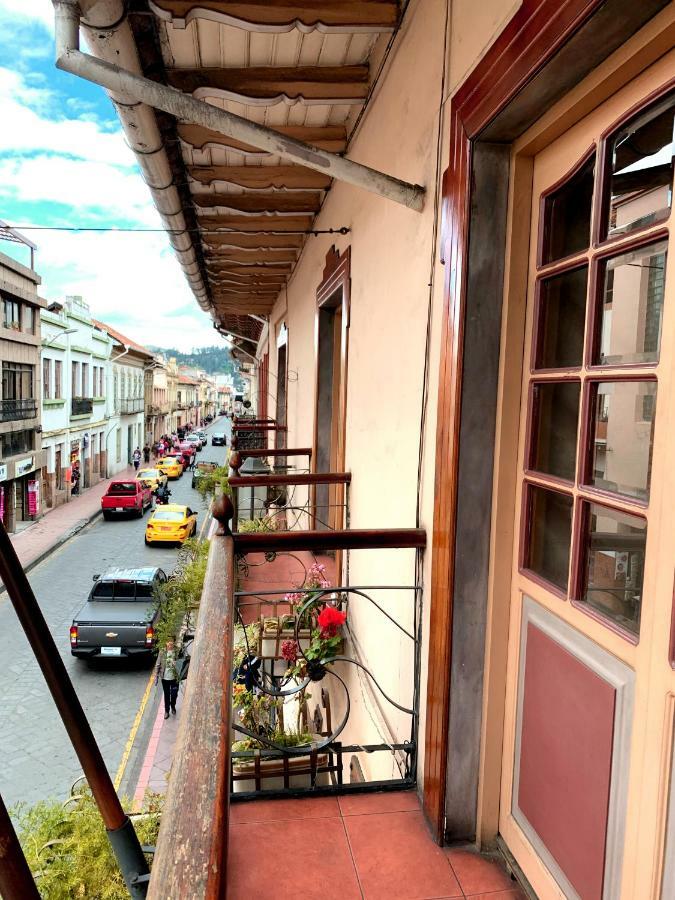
[
  {"xmin": 0, "ymin": 397, "xmax": 37, "ymax": 422},
  {"xmin": 228, "ymin": 469, "xmax": 350, "ymax": 533},
  {"xmin": 71, "ymin": 397, "xmax": 93, "ymax": 416}
]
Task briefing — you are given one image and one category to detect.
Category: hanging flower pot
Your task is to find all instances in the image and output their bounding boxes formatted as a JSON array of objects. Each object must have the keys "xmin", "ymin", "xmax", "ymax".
[{"xmin": 258, "ymin": 614, "xmax": 312, "ymax": 659}]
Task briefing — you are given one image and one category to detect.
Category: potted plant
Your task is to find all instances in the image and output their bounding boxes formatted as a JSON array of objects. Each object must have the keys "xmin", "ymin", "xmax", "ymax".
[{"xmin": 258, "ymin": 562, "xmax": 332, "ymax": 659}]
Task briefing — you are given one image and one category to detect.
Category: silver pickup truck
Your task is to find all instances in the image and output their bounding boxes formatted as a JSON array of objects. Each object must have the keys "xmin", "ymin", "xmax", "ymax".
[{"xmin": 70, "ymin": 567, "xmax": 167, "ymax": 660}]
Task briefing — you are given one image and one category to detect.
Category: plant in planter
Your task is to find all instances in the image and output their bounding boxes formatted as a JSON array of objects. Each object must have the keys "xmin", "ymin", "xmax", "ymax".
[
  {"xmin": 283, "ymin": 603, "xmax": 347, "ymax": 683},
  {"xmin": 238, "ymin": 515, "xmax": 279, "ymax": 533},
  {"xmin": 258, "ymin": 562, "xmax": 331, "ymax": 659}
]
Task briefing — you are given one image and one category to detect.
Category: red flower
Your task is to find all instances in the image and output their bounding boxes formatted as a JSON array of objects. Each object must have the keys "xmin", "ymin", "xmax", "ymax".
[
  {"xmin": 317, "ymin": 605, "xmax": 346, "ymax": 637},
  {"xmin": 281, "ymin": 639, "xmax": 298, "ymax": 662}
]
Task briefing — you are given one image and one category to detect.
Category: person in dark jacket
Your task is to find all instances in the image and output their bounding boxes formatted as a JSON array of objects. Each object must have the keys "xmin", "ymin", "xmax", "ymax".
[{"xmin": 155, "ymin": 637, "xmax": 180, "ymax": 719}]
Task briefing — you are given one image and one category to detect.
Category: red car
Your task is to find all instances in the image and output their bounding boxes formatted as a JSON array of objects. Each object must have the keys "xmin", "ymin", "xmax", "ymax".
[{"xmin": 101, "ymin": 480, "xmax": 153, "ymax": 519}]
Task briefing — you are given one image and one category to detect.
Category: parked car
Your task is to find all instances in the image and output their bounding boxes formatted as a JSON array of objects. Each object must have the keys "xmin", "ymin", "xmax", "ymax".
[
  {"xmin": 145, "ymin": 505, "xmax": 198, "ymax": 545},
  {"xmin": 211, "ymin": 432, "xmax": 226, "ymax": 446},
  {"xmin": 156, "ymin": 457, "xmax": 183, "ymax": 479},
  {"xmin": 186, "ymin": 434, "xmax": 203, "ymax": 451},
  {"xmin": 101, "ymin": 480, "xmax": 153, "ymax": 519},
  {"xmin": 136, "ymin": 468, "xmax": 168, "ymax": 493},
  {"xmin": 70, "ymin": 567, "xmax": 167, "ymax": 659},
  {"xmin": 191, "ymin": 460, "xmax": 218, "ymax": 489}
]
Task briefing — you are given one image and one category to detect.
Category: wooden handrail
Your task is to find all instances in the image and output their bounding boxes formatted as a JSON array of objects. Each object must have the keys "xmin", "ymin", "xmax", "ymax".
[
  {"xmin": 233, "ymin": 528, "xmax": 426, "ymax": 553},
  {"xmin": 228, "ymin": 472, "xmax": 350, "ymax": 487},
  {"xmin": 147, "ymin": 529, "xmax": 235, "ymax": 899},
  {"xmin": 238, "ymin": 447, "xmax": 312, "ymax": 459}
]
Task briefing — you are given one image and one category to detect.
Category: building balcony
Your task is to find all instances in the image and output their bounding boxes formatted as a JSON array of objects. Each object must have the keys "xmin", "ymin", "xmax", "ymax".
[
  {"xmin": 71, "ymin": 397, "xmax": 93, "ymax": 417},
  {"xmin": 0, "ymin": 398, "xmax": 38, "ymax": 422},
  {"xmin": 118, "ymin": 397, "xmax": 144, "ymax": 415}
]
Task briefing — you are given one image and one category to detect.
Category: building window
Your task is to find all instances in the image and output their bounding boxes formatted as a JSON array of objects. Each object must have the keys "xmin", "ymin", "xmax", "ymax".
[
  {"xmin": 54, "ymin": 360, "xmax": 62, "ymax": 398},
  {"xmin": 3, "ymin": 297, "xmax": 21, "ymax": 330},
  {"xmin": 2, "ymin": 429, "xmax": 33, "ymax": 456},
  {"xmin": 24, "ymin": 305, "xmax": 36, "ymax": 335},
  {"xmin": 82, "ymin": 363, "xmax": 89, "ymax": 397},
  {"xmin": 43, "ymin": 359, "xmax": 51, "ymax": 400},
  {"xmin": 2, "ymin": 362, "xmax": 34, "ymax": 400}
]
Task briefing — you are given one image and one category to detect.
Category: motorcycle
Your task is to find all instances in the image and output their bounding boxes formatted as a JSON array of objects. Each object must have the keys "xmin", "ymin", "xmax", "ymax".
[{"xmin": 155, "ymin": 487, "xmax": 172, "ymax": 505}]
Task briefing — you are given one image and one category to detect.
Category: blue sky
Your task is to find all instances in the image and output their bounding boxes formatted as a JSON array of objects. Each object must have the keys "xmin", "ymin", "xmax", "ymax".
[{"xmin": 0, "ymin": 0, "xmax": 220, "ymax": 350}]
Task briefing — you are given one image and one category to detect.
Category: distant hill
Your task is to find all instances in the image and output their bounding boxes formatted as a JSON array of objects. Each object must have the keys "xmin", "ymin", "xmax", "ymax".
[{"xmin": 148, "ymin": 345, "xmax": 244, "ymax": 388}]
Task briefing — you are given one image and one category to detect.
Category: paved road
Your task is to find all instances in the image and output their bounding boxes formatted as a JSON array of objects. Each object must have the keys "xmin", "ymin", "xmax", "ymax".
[{"xmin": 0, "ymin": 417, "xmax": 230, "ymax": 811}]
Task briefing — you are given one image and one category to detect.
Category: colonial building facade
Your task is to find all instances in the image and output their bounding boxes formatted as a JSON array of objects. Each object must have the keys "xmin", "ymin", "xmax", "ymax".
[
  {"xmin": 0, "ymin": 231, "xmax": 47, "ymax": 532},
  {"xmin": 40, "ymin": 296, "xmax": 112, "ymax": 508}
]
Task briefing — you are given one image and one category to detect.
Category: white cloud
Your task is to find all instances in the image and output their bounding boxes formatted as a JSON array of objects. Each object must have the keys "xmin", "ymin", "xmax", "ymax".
[
  {"xmin": 0, "ymin": 0, "xmax": 53, "ymax": 30},
  {"xmin": 0, "ymin": 67, "xmax": 133, "ymax": 166}
]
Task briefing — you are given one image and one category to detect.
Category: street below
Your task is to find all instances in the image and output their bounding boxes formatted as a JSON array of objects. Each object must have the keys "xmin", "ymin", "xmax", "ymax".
[{"xmin": 0, "ymin": 418, "xmax": 229, "ymax": 812}]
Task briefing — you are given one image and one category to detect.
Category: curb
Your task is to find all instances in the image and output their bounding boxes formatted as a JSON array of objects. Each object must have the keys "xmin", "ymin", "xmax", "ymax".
[{"xmin": 0, "ymin": 507, "xmax": 103, "ymax": 596}]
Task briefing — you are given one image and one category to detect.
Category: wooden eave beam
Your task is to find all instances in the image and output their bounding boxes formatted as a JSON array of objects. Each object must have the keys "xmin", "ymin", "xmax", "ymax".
[
  {"xmin": 206, "ymin": 264, "xmax": 291, "ymax": 276},
  {"xmin": 167, "ymin": 66, "xmax": 369, "ymax": 105},
  {"xmin": 193, "ymin": 192, "xmax": 322, "ymax": 213},
  {"xmin": 196, "ymin": 214, "xmax": 314, "ymax": 233},
  {"xmin": 178, "ymin": 123, "xmax": 347, "ymax": 154},
  {"xmin": 189, "ymin": 164, "xmax": 332, "ymax": 191},
  {"xmin": 203, "ymin": 232, "xmax": 304, "ymax": 249},
  {"xmin": 204, "ymin": 248, "xmax": 297, "ymax": 264},
  {"xmin": 149, "ymin": 0, "xmax": 399, "ymax": 33}
]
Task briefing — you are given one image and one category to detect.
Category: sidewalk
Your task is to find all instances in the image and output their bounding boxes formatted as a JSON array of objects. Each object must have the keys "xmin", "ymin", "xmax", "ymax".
[{"xmin": 9, "ymin": 468, "xmax": 135, "ymax": 571}]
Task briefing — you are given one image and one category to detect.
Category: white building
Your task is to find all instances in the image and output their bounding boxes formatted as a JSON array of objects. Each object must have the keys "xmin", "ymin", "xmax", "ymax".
[
  {"xmin": 40, "ymin": 296, "xmax": 112, "ymax": 508},
  {"xmin": 93, "ymin": 320, "xmax": 153, "ymax": 472}
]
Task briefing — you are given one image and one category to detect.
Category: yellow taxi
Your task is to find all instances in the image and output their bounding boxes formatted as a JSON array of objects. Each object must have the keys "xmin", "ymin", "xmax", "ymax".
[
  {"xmin": 145, "ymin": 505, "xmax": 198, "ymax": 545},
  {"xmin": 156, "ymin": 457, "xmax": 183, "ymax": 480},
  {"xmin": 136, "ymin": 468, "xmax": 168, "ymax": 492}
]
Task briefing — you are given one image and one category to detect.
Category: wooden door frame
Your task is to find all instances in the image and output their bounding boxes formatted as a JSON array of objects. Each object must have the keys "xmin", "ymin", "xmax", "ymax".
[
  {"xmin": 423, "ymin": 0, "xmax": 672, "ymax": 845},
  {"xmin": 312, "ymin": 246, "xmax": 351, "ymax": 529}
]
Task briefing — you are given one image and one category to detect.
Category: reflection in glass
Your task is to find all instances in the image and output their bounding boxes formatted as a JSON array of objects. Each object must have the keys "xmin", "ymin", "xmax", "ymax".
[
  {"xmin": 535, "ymin": 267, "xmax": 588, "ymax": 369},
  {"xmin": 589, "ymin": 381, "xmax": 656, "ymax": 501},
  {"xmin": 606, "ymin": 92, "xmax": 674, "ymax": 239},
  {"xmin": 542, "ymin": 155, "xmax": 594, "ymax": 264},
  {"xmin": 579, "ymin": 502, "xmax": 646, "ymax": 636},
  {"xmin": 530, "ymin": 381, "xmax": 580, "ymax": 481},
  {"xmin": 525, "ymin": 485, "xmax": 573, "ymax": 592},
  {"xmin": 596, "ymin": 242, "xmax": 667, "ymax": 365}
]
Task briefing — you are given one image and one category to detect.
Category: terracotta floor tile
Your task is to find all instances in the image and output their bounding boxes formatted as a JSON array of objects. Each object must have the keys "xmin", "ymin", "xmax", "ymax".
[
  {"xmin": 230, "ymin": 795, "xmax": 340, "ymax": 824},
  {"xmin": 338, "ymin": 790, "xmax": 420, "ymax": 817},
  {"xmin": 344, "ymin": 810, "xmax": 462, "ymax": 900},
  {"xmin": 465, "ymin": 890, "xmax": 526, "ymax": 900},
  {"xmin": 445, "ymin": 849, "xmax": 516, "ymax": 894},
  {"xmin": 228, "ymin": 817, "xmax": 361, "ymax": 900}
]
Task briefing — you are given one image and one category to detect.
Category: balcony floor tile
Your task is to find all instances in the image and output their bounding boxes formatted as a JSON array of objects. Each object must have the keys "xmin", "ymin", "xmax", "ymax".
[
  {"xmin": 338, "ymin": 790, "xmax": 420, "ymax": 817},
  {"xmin": 227, "ymin": 815, "xmax": 362, "ymax": 900},
  {"xmin": 230, "ymin": 795, "xmax": 340, "ymax": 824},
  {"xmin": 343, "ymin": 809, "xmax": 463, "ymax": 900}
]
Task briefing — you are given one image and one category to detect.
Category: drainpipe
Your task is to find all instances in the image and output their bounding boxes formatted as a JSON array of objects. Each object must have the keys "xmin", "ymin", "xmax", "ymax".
[
  {"xmin": 59, "ymin": 0, "xmax": 211, "ymax": 312},
  {"xmin": 53, "ymin": 0, "xmax": 425, "ymax": 213}
]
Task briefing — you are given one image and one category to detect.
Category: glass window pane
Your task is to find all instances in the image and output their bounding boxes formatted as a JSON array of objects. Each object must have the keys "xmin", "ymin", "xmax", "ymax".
[
  {"xmin": 530, "ymin": 381, "xmax": 580, "ymax": 481},
  {"xmin": 542, "ymin": 154, "xmax": 595, "ymax": 264},
  {"xmin": 605, "ymin": 92, "xmax": 674, "ymax": 239},
  {"xmin": 524, "ymin": 485, "xmax": 573, "ymax": 592},
  {"xmin": 578, "ymin": 502, "xmax": 646, "ymax": 636},
  {"xmin": 595, "ymin": 242, "xmax": 667, "ymax": 366},
  {"xmin": 588, "ymin": 381, "xmax": 656, "ymax": 501},
  {"xmin": 535, "ymin": 266, "xmax": 588, "ymax": 369}
]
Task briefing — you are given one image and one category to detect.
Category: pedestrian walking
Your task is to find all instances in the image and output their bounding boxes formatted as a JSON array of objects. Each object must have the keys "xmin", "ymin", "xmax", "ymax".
[
  {"xmin": 71, "ymin": 461, "xmax": 80, "ymax": 495},
  {"xmin": 132, "ymin": 447, "xmax": 142, "ymax": 470},
  {"xmin": 155, "ymin": 637, "xmax": 180, "ymax": 719},
  {"xmin": 143, "ymin": 444, "xmax": 150, "ymax": 464}
]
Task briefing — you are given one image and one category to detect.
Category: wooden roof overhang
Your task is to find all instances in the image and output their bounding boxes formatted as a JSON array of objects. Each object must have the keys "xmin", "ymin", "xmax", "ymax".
[{"xmin": 127, "ymin": 0, "xmax": 405, "ymax": 342}]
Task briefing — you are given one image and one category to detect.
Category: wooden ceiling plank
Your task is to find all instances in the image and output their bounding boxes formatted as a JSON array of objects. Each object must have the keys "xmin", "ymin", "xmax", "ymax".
[
  {"xmin": 150, "ymin": 0, "xmax": 398, "ymax": 32},
  {"xmin": 193, "ymin": 192, "xmax": 322, "ymax": 213},
  {"xmin": 206, "ymin": 264, "xmax": 291, "ymax": 276},
  {"xmin": 167, "ymin": 66, "xmax": 369, "ymax": 104},
  {"xmin": 189, "ymin": 164, "xmax": 331, "ymax": 190},
  {"xmin": 179, "ymin": 123, "xmax": 347, "ymax": 154}
]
